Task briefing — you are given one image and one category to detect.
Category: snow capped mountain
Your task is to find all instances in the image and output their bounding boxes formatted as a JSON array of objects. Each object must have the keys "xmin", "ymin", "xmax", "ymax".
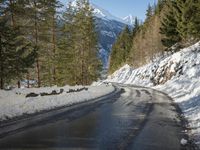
[
  {"xmin": 65, "ymin": 0, "xmax": 128, "ymax": 69},
  {"xmin": 70, "ymin": 0, "xmax": 126, "ymax": 24},
  {"xmin": 96, "ymin": 18, "xmax": 126, "ymax": 69},
  {"xmin": 123, "ymin": 15, "xmax": 135, "ymax": 25},
  {"xmin": 91, "ymin": 4, "xmax": 126, "ymax": 23}
]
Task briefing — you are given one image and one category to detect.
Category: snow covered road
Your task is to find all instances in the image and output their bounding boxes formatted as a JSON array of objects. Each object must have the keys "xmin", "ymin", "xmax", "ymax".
[{"xmin": 0, "ymin": 85, "xmax": 193, "ymax": 150}]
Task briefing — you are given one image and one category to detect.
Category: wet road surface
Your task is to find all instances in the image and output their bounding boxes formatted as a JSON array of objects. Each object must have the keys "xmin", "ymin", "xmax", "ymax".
[{"xmin": 0, "ymin": 85, "xmax": 185, "ymax": 150}]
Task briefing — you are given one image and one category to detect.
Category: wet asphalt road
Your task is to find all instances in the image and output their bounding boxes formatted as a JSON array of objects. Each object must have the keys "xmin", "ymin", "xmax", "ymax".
[{"xmin": 0, "ymin": 85, "xmax": 185, "ymax": 150}]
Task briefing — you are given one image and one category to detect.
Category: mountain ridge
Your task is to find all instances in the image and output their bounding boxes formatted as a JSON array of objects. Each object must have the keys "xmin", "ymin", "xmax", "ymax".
[
  {"xmin": 122, "ymin": 14, "xmax": 135, "ymax": 25},
  {"xmin": 70, "ymin": 0, "xmax": 132, "ymax": 25},
  {"xmin": 68, "ymin": 0, "xmax": 128, "ymax": 68}
]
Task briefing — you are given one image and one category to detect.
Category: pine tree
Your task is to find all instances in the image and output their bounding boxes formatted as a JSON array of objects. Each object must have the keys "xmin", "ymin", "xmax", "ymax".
[
  {"xmin": 73, "ymin": 0, "xmax": 101, "ymax": 85},
  {"xmin": 146, "ymin": 3, "xmax": 153, "ymax": 20},
  {"xmin": 160, "ymin": 0, "xmax": 200, "ymax": 46},
  {"xmin": 0, "ymin": 18, "xmax": 15, "ymax": 89},
  {"xmin": 20, "ymin": 0, "xmax": 60, "ymax": 87},
  {"xmin": 57, "ymin": 0, "xmax": 101, "ymax": 85},
  {"xmin": 127, "ymin": 19, "xmax": 140, "ymax": 64},
  {"xmin": 49, "ymin": 0, "xmax": 62, "ymax": 85},
  {"xmin": 160, "ymin": 1, "xmax": 181, "ymax": 47},
  {"xmin": 187, "ymin": 0, "xmax": 200, "ymax": 39},
  {"xmin": 155, "ymin": 0, "xmax": 167, "ymax": 14},
  {"xmin": 0, "ymin": 17, "xmax": 36, "ymax": 89},
  {"xmin": 174, "ymin": 0, "xmax": 196, "ymax": 41},
  {"xmin": 37, "ymin": 0, "xmax": 62, "ymax": 86},
  {"xmin": 109, "ymin": 26, "xmax": 132, "ymax": 73},
  {"xmin": 73, "ymin": 0, "xmax": 86, "ymax": 85},
  {"xmin": 57, "ymin": 1, "xmax": 77, "ymax": 86},
  {"xmin": 85, "ymin": 4, "xmax": 101, "ymax": 84},
  {"xmin": 1, "ymin": 0, "xmax": 101, "ymax": 87},
  {"xmin": 166, "ymin": 0, "xmax": 200, "ymax": 42},
  {"xmin": 0, "ymin": 0, "xmax": 37, "ymax": 88},
  {"xmin": 133, "ymin": 17, "xmax": 140, "ymax": 36},
  {"xmin": 19, "ymin": 0, "xmax": 42, "ymax": 87}
]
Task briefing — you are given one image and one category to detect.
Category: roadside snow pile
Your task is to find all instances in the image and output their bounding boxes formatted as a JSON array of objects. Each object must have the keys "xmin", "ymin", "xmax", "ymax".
[
  {"xmin": 0, "ymin": 85, "xmax": 114, "ymax": 121},
  {"xmin": 106, "ymin": 41, "xmax": 200, "ymax": 145}
]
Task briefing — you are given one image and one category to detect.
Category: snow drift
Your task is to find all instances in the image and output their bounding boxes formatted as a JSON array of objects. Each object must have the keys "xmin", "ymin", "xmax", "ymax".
[
  {"xmin": 106, "ymin": 42, "xmax": 200, "ymax": 146},
  {"xmin": 0, "ymin": 85, "xmax": 114, "ymax": 121}
]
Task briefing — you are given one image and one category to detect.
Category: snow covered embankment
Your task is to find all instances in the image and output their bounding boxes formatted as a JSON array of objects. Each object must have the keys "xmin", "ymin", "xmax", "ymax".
[
  {"xmin": 0, "ymin": 85, "xmax": 114, "ymax": 121},
  {"xmin": 107, "ymin": 42, "xmax": 200, "ymax": 146}
]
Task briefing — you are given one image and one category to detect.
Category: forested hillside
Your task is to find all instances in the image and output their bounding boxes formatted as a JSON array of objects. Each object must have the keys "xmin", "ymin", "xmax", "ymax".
[
  {"xmin": 0, "ymin": 0, "xmax": 100, "ymax": 89},
  {"xmin": 2, "ymin": 0, "xmax": 200, "ymax": 88},
  {"xmin": 109, "ymin": 0, "xmax": 200, "ymax": 73}
]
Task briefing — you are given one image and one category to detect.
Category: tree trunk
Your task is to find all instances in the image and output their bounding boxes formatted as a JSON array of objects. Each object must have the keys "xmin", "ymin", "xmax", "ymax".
[
  {"xmin": 0, "ymin": 35, "xmax": 3, "ymax": 89},
  {"xmin": 34, "ymin": 1, "xmax": 40, "ymax": 88},
  {"xmin": 81, "ymin": 40, "xmax": 85, "ymax": 85},
  {"xmin": 9, "ymin": 0, "xmax": 20, "ymax": 87},
  {"xmin": 52, "ymin": 13, "xmax": 56, "ymax": 84},
  {"xmin": 0, "ymin": 54, "xmax": 3, "ymax": 90},
  {"xmin": 81, "ymin": 58, "xmax": 84, "ymax": 85},
  {"xmin": 9, "ymin": 0, "xmax": 15, "ymax": 27},
  {"xmin": 27, "ymin": 73, "xmax": 30, "ymax": 88},
  {"xmin": 0, "ymin": 65, "xmax": 4, "ymax": 89},
  {"xmin": 0, "ymin": 77, "xmax": 3, "ymax": 90},
  {"xmin": 36, "ymin": 58, "xmax": 40, "ymax": 87},
  {"xmin": 17, "ymin": 81, "xmax": 21, "ymax": 88}
]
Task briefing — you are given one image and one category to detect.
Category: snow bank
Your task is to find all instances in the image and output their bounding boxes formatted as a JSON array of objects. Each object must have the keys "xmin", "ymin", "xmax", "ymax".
[
  {"xmin": 0, "ymin": 85, "xmax": 114, "ymax": 121},
  {"xmin": 106, "ymin": 42, "xmax": 200, "ymax": 146}
]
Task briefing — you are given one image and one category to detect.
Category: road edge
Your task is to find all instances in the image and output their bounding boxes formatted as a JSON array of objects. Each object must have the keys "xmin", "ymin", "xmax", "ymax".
[{"xmin": 0, "ymin": 85, "xmax": 122, "ymax": 139}]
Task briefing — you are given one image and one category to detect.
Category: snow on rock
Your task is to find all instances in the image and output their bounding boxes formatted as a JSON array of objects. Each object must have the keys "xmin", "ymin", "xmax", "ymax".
[
  {"xmin": 100, "ymin": 31, "xmax": 116, "ymax": 38},
  {"xmin": 106, "ymin": 41, "xmax": 200, "ymax": 146},
  {"xmin": 0, "ymin": 85, "xmax": 114, "ymax": 121},
  {"xmin": 122, "ymin": 14, "xmax": 135, "ymax": 25},
  {"xmin": 181, "ymin": 138, "xmax": 188, "ymax": 146}
]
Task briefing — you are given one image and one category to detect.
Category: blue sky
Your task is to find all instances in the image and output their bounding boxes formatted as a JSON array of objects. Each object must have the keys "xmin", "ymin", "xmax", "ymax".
[{"xmin": 59, "ymin": 0, "xmax": 157, "ymax": 20}]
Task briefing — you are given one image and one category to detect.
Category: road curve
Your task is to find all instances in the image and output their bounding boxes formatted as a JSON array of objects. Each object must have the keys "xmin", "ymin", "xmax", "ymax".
[{"xmin": 0, "ymin": 85, "xmax": 189, "ymax": 150}]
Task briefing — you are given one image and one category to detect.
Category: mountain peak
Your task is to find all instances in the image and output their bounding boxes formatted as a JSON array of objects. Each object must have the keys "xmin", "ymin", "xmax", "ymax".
[
  {"xmin": 123, "ymin": 15, "xmax": 135, "ymax": 25},
  {"xmin": 70, "ymin": 0, "xmax": 127, "ymax": 24}
]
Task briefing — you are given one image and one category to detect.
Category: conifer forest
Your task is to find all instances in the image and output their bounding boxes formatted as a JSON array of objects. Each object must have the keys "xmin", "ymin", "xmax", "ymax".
[
  {"xmin": 1, "ymin": 0, "xmax": 200, "ymax": 88},
  {"xmin": 109, "ymin": 0, "xmax": 200, "ymax": 73},
  {"xmin": 0, "ymin": 0, "xmax": 101, "ymax": 89}
]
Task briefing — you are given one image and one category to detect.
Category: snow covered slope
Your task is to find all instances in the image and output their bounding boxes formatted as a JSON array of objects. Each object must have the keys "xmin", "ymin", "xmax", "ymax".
[
  {"xmin": 92, "ymin": 3, "xmax": 126, "ymax": 23},
  {"xmin": 71, "ymin": 0, "xmax": 125, "ymax": 23},
  {"xmin": 123, "ymin": 15, "xmax": 135, "ymax": 25},
  {"xmin": 106, "ymin": 42, "xmax": 200, "ymax": 146},
  {"xmin": 0, "ymin": 85, "xmax": 114, "ymax": 121}
]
